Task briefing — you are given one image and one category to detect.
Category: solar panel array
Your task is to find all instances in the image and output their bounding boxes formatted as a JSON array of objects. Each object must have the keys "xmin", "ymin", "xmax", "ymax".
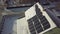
[{"xmin": 27, "ymin": 5, "xmax": 50, "ymax": 34}]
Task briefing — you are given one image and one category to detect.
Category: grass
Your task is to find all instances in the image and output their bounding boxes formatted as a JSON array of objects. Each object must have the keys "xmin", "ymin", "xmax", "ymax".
[{"xmin": 44, "ymin": 27, "xmax": 60, "ymax": 34}]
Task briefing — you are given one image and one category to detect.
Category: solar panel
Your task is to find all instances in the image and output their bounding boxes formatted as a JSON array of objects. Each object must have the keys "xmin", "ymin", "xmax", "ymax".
[
  {"xmin": 36, "ymin": 12, "xmax": 50, "ymax": 30},
  {"xmin": 29, "ymin": 28, "xmax": 35, "ymax": 32},
  {"xmin": 39, "ymin": 16, "xmax": 46, "ymax": 20},
  {"xmin": 35, "ymin": 8, "xmax": 42, "ymax": 15},
  {"xmin": 28, "ymin": 21, "xmax": 33, "ymax": 26},
  {"xmin": 43, "ymin": 24, "xmax": 50, "ymax": 30},
  {"xmin": 31, "ymin": 31, "xmax": 36, "ymax": 34},
  {"xmin": 42, "ymin": 21, "xmax": 49, "ymax": 26},
  {"xmin": 27, "ymin": 15, "xmax": 50, "ymax": 34},
  {"xmin": 36, "ymin": 27, "xmax": 43, "ymax": 33},
  {"xmin": 39, "ymin": 16, "xmax": 50, "ymax": 30},
  {"xmin": 34, "ymin": 22, "xmax": 41, "ymax": 27},
  {"xmin": 35, "ymin": 5, "xmax": 50, "ymax": 33},
  {"xmin": 27, "ymin": 5, "xmax": 50, "ymax": 34},
  {"xmin": 28, "ymin": 18, "xmax": 36, "ymax": 34},
  {"xmin": 32, "ymin": 16, "xmax": 43, "ymax": 33},
  {"xmin": 35, "ymin": 5, "xmax": 43, "ymax": 17}
]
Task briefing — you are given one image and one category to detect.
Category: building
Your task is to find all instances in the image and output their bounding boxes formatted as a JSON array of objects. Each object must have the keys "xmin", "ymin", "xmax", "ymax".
[
  {"xmin": 0, "ymin": 0, "xmax": 60, "ymax": 34},
  {"xmin": 25, "ymin": 3, "xmax": 55, "ymax": 34}
]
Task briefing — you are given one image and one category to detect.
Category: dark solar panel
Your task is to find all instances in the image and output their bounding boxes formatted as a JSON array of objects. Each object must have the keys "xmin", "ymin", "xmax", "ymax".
[
  {"xmin": 32, "ymin": 16, "xmax": 43, "ymax": 33},
  {"xmin": 30, "ymin": 28, "xmax": 35, "ymax": 32},
  {"xmin": 32, "ymin": 16, "xmax": 40, "ymax": 24},
  {"xmin": 43, "ymin": 24, "xmax": 50, "ymax": 30},
  {"xmin": 28, "ymin": 15, "xmax": 50, "ymax": 33},
  {"xmin": 35, "ymin": 5, "xmax": 43, "ymax": 17},
  {"xmin": 28, "ymin": 18, "xmax": 36, "ymax": 34},
  {"xmin": 34, "ymin": 22, "xmax": 40, "ymax": 26},
  {"xmin": 38, "ymin": 16, "xmax": 45, "ymax": 20},
  {"xmin": 35, "ymin": 5, "xmax": 50, "ymax": 30},
  {"xmin": 36, "ymin": 27, "xmax": 43, "ymax": 33},
  {"xmin": 31, "ymin": 31, "xmax": 36, "ymax": 34},
  {"xmin": 39, "ymin": 16, "xmax": 50, "ymax": 30},
  {"xmin": 35, "ymin": 25, "xmax": 41, "ymax": 29},
  {"xmin": 39, "ymin": 16, "xmax": 46, "ymax": 20},
  {"xmin": 36, "ymin": 8, "xmax": 42, "ymax": 15},
  {"xmin": 35, "ymin": 5, "xmax": 42, "ymax": 14},
  {"xmin": 32, "ymin": 16, "xmax": 38, "ymax": 21},
  {"xmin": 28, "ymin": 21, "xmax": 33, "ymax": 26},
  {"xmin": 27, "ymin": 5, "xmax": 51, "ymax": 34},
  {"xmin": 29, "ymin": 27, "xmax": 36, "ymax": 34},
  {"xmin": 27, "ymin": 15, "xmax": 50, "ymax": 33},
  {"xmin": 42, "ymin": 21, "xmax": 49, "ymax": 26},
  {"xmin": 29, "ymin": 25, "xmax": 34, "ymax": 29},
  {"xmin": 41, "ymin": 18, "xmax": 50, "ymax": 26}
]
